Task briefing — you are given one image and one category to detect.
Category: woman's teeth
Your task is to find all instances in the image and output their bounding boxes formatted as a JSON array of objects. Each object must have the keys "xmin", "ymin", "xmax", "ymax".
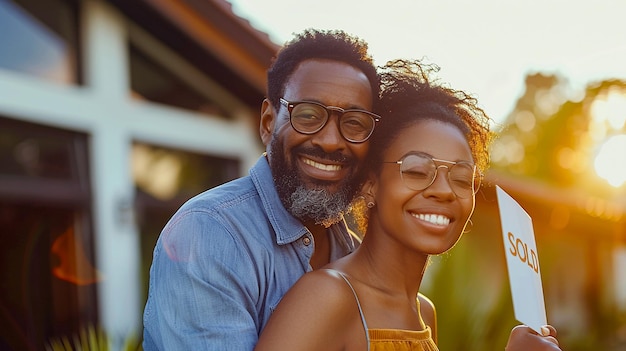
[{"xmin": 414, "ymin": 213, "xmax": 450, "ymax": 226}]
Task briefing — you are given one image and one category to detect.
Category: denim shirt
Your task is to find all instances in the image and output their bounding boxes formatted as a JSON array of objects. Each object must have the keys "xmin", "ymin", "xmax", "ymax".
[{"xmin": 142, "ymin": 156, "xmax": 358, "ymax": 350}]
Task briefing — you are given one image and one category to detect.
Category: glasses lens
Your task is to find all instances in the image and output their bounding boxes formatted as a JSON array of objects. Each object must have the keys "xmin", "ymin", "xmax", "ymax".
[
  {"xmin": 448, "ymin": 163, "xmax": 477, "ymax": 198},
  {"xmin": 290, "ymin": 103, "xmax": 328, "ymax": 133},
  {"xmin": 340, "ymin": 112, "xmax": 375, "ymax": 142},
  {"xmin": 399, "ymin": 154, "xmax": 436, "ymax": 191}
]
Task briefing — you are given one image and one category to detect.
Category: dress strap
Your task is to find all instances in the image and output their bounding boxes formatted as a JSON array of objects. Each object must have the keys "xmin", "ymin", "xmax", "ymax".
[{"xmin": 323, "ymin": 269, "xmax": 370, "ymax": 351}]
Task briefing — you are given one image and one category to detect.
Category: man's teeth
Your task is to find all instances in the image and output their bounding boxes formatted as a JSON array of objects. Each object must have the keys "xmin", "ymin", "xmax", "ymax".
[
  {"xmin": 414, "ymin": 213, "xmax": 450, "ymax": 226},
  {"xmin": 303, "ymin": 158, "xmax": 341, "ymax": 171}
]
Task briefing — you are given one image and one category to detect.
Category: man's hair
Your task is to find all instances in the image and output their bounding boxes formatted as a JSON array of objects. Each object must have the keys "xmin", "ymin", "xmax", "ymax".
[
  {"xmin": 266, "ymin": 29, "xmax": 379, "ymax": 110},
  {"xmin": 371, "ymin": 59, "xmax": 494, "ymax": 173}
]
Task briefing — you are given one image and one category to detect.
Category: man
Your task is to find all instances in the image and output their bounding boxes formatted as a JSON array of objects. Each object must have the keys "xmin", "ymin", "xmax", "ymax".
[{"xmin": 142, "ymin": 29, "xmax": 380, "ymax": 350}]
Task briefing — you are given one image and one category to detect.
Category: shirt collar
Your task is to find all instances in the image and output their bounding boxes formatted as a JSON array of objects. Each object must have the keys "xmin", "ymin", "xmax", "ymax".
[{"xmin": 250, "ymin": 156, "xmax": 309, "ymax": 245}]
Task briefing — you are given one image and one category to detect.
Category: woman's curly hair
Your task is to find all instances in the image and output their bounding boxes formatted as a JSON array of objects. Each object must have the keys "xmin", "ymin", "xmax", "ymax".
[
  {"xmin": 351, "ymin": 59, "xmax": 495, "ymax": 235},
  {"xmin": 266, "ymin": 29, "xmax": 379, "ymax": 111},
  {"xmin": 372, "ymin": 59, "xmax": 494, "ymax": 174}
]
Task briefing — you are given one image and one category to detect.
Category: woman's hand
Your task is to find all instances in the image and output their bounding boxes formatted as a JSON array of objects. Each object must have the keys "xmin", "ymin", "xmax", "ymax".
[{"xmin": 505, "ymin": 325, "xmax": 560, "ymax": 351}]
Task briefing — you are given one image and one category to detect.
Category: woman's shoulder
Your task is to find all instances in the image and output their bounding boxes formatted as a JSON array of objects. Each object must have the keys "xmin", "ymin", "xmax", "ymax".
[
  {"xmin": 255, "ymin": 268, "xmax": 364, "ymax": 351},
  {"xmin": 287, "ymin": 268, "xmax": 358, "ymax": 304},
  {"xmin": 271, "ymin": 268, "xmax": 362, "ymax": 320},
  {"xmin": 417, "ymin": 293, "xmax": 435, "ymax": 312},
  {"xmin": 418, "ymin": 292, "xmax": 437, "ymax": 342}
]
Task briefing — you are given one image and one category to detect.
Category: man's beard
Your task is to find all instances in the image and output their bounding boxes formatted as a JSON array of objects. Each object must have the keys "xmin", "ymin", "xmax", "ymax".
[{"xmin": 268, "ymin": 137, "xmax": 366, "ymax": 228}]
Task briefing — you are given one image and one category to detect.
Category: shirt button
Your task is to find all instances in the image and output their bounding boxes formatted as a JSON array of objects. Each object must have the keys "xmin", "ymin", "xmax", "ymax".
[{"xmin": 302, "ymin": 237, "xmax": 311, "ymax": 246}]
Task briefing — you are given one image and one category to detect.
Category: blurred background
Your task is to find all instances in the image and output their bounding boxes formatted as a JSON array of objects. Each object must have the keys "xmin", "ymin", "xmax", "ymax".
[{"xmin": 0, "ymin": 0, "xmax": 624, "ymax": 350}]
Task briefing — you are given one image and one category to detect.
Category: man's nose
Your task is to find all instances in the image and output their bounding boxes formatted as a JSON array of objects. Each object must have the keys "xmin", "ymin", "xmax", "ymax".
[{"xmin": 311, "ymin": 113, "xmax": 344, "ymax": 152}]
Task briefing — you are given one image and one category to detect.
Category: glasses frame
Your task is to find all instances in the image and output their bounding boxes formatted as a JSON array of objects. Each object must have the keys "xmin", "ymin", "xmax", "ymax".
[
  {"xmin": 279, "ymin": 97, "xmax": 381, "ymax": 143},
  {"xmin": 383, "ymin": 152, "xmax": 482, "ymax": 198}
]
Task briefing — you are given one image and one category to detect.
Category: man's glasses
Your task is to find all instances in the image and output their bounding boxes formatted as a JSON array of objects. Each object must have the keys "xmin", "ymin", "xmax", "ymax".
[
  {"xmin": 383, "ymin": 152, "xmax": 482, "ymax": 198},
  {"xmin": 279, "ymin": 98, "xmax": 381, "ymax": 143}
]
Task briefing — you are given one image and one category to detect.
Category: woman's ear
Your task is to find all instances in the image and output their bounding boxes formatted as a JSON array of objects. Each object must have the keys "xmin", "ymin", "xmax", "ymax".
[
  {"xmin": 260, "ymin": 99, "xmax": 276, "ymax": 146},
  {"xmin": 362, "ymin": 176, "xmax": 378, "ymax": 202}
]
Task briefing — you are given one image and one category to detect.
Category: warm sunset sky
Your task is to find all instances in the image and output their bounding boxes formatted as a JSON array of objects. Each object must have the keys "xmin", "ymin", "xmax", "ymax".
[{"xmin": 229, "ymin": 0, "xmax": 626, "ymax": 125}]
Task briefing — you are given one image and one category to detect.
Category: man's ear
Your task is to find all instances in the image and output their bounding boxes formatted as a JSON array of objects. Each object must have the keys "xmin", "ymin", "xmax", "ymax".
[{"xmin": 259, "ymin": 99, "xmax": 276, "ymax": 146}]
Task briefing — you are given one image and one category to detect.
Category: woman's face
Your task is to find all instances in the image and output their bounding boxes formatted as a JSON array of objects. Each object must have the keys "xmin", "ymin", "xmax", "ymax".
[{"xmin": 368, "ymin": 119, "xmax": 476, "ymax": 255}]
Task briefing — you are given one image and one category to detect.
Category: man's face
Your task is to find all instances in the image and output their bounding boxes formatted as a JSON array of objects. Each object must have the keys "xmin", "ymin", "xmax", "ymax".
[{"xmin": 260, "ymin": 59, "xmax": 374, "ymax": 227}]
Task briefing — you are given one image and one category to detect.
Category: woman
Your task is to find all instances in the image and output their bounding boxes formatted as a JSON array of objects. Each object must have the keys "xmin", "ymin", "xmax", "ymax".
[{"xmin": 255, "ymin": 59, "xmax": 560, "ymax": 351}]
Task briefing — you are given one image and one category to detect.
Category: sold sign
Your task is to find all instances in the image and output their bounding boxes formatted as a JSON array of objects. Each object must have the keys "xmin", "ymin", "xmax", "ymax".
[
  {"xmin": 496, "ymin": 185, "xmax": 547, "ymax": 334},
  {"xmin": 507, "ymin": 232, "xmax": 539, "ymax": 273}
]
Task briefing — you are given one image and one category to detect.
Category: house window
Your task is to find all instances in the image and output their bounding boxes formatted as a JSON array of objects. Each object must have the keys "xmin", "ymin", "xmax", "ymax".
[
  {"xmin": 129, "ymin": 44, "xmax": 229, "ymax": 117},
  {"xmin": 132, "ymin": 142, "xmax": 239, "ymax": 300},
  {"xmin": 0, "ymin": 0, "xmax": 80, "ymax": 84},
  {"xmin": 0, "ymin": 116, "xmax": 97, "ymax": 349}
]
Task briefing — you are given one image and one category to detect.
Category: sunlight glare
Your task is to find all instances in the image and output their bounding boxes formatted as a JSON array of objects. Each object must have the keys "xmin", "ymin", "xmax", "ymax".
[
  {"xmin": 590, "ymin": 89, "xmax": 626, "ymax": 130},
  {"xmin": 594, "ymin": 134, "xmax": 626, "ymax": 187}
]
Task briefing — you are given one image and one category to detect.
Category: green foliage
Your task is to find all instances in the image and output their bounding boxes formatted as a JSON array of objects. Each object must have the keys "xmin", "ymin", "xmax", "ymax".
[
  {"xmin": 492, "ymin": 74, "xmax": 626, "ymax": 194},
  {"xmin": 46, "ymin": 325, "xmax": 141, "ymax": 351}
]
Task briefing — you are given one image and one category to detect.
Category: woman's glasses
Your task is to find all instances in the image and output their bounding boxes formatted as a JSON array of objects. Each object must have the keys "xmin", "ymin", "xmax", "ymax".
[{"xmin": 384, "ymin": 152, "xmax": 481, "ymax": 198}]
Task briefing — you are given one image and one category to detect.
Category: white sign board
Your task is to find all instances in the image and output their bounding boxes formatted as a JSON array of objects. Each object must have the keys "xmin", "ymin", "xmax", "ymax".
[{"xmin": 496, "ymin": 185, "xmax": 547, "ymax": 333}]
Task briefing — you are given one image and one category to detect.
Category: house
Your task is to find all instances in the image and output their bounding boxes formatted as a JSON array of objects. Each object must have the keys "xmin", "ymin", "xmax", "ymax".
[{"xmin": 0, "ymin": 0, "xmax": 278, "ymax": 348}]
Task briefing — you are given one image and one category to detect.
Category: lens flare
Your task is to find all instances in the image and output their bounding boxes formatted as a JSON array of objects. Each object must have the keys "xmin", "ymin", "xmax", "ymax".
[
  {"xmin": 594, "ymin": 134, "xmax": 626, "ymax": 187},
  {"xmin": 51, "ymin": 226, "xmax": 103, "ymax": 285}
]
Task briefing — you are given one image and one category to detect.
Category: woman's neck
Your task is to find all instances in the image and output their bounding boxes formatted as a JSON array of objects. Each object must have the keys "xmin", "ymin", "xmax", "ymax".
[{"xmin": 341, "ymin": 237, "xmax": 429, "ymax": 299}]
